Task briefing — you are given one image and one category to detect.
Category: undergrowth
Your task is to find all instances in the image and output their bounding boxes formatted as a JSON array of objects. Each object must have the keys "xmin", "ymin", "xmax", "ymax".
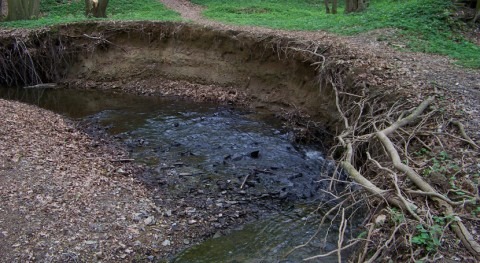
[
  {"xmin": 0, "ymin": 0, "xmax": 180, "ymax": 28},
  {"xmin": 192, "ymin": 0, "xmax": 480, "ymax": 68}
]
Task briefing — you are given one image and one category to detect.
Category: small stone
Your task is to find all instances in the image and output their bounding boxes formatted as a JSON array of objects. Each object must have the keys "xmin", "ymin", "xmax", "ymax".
[
  {"xmin": 185, "ymin": 207, "xmax": 196, "ymax": 214},
  {"xmin": 95, "ymin": 252, "xmax": 103, "ymax": 259},
  {"xmin": 183, "ymin": 239, "xmax": 190, "ymax": 245},
  {"xmin": 165, "ymin": 210, "xmax": 172, "ymax": 217},
  {"xmin": 147, "ymin": 255, "xmax": 155, "ymax": 261},
  {"xmin": 133, "ymin": 241, "xmax": 142, "ymax": 247},
  {"xmin": 132, "ymin": 213, "xmax": 143, "ymax": 222},
  {"xmin": 213, "ymin": 231, "xmax": 222, "ymax": 239},
  {"xmin": 162, "ymin": 240, "xmax": 171, "ymax": 246},
  {"xmin": 85, "ymin": 240, "xmax": 97, "ymax": 245},
  {"xmin": 375, "ymin": 214, "xmax": 387, "ymax": 226},
  {"xmin": 144, "ymin": 216, "xmax": 156, "ymax": 226},
  {"xmin": 11, "ymin": 153, "xmax": 21, "ymax": 163},
  {"xmin": 188, "ymin": 219, "xmax": 197, "ymax": 225}
]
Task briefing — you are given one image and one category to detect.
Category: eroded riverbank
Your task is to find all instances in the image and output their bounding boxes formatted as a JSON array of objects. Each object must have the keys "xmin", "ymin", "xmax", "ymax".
[{"xmin": 1, "ymin": 20, "xmax": 479, "ymax": 262}]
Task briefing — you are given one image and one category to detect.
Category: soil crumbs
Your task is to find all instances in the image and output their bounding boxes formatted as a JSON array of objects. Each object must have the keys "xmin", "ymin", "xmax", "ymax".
[{"xmin": 0, "ymin": 99, "xmax": 191, "ymax": 262}]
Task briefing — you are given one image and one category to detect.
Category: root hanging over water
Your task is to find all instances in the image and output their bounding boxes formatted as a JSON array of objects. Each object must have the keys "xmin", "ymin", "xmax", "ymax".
[
  {"xmin": 0, "ymin": 31, "xmax": 76, "ymax": 87},
  {"xmin": 283, "ymin": 42, "xmax": 480, "ymax": 262}
]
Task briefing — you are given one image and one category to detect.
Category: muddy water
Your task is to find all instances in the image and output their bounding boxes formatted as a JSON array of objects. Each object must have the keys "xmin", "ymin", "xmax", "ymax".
[{"xmin": 0, "ymin": 87, "xmax": 353, "ymax": 262}]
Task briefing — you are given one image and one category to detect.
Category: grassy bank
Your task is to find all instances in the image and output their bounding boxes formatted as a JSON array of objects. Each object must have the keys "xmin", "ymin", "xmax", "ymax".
[
  {"xmin": 0, "ymin": 0, "xmax": 180, "ymax": 28},
  {"xmin": 192, "ymin": 0, "xmax": 480, "ymax": 68}
]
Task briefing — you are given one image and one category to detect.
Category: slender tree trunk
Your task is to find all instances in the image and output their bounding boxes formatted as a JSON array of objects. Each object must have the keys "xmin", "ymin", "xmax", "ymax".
[
  {"xmin": 6, "ymin": 0, "xmax": 40, "ymax": 21},
  {"xmin": 85, "ymin": 0, "xmax": 109, "ymax": 18},
  {"xmin": 325, "ymin": 0, "xmax": 337, "ymax": 14},
  {"xmin": 473, "ymin": 0, "xmax": 480, "ymax": 23},
  {"xmin": 345, "ymin": 0, "xmax": 366, "ymax": 13}
]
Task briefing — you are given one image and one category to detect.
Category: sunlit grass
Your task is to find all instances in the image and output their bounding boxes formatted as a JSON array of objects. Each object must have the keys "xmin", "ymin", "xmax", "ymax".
[
  {"xmin": 0, "ymin": 0, "xmax": 181, "ymax": 28},
  {"xmin": 192, "ymin": 0, "xmax": 480, "ymax": 68}
]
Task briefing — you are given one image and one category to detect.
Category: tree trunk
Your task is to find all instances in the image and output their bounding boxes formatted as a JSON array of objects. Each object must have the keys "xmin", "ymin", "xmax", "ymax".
[
  {"xmin": 345, "ymin": 0, "xmax": 366, "ymax": 13},
  {"xmin": 324, "ymin": 0, "xmax": 337, "ymax": 14},
  {"xmin": 5, "ymin": 0, "xmax": 40, "ymax": 21},
  {"xmin": 473, "ymin": 0, "xmax": 480, "ymax": 23},
  {"xmin": 85, "ymin": 0, "xmax": 109, "ymax": 18}
]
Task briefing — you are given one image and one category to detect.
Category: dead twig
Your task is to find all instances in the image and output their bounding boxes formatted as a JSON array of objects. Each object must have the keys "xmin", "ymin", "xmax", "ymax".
[{"xmin": 303, "ymin": 240, "xmax": 361, "ymax": 261}]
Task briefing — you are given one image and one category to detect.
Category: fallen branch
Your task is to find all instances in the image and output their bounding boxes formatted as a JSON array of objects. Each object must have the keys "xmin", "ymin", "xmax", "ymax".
[
  {"xmin": 240, "ymin": 171, "xmax": 252, "ymax": 189},
  {"xmin": 337, "ymin": 208, "xmax": 347, "ymax": 263}
]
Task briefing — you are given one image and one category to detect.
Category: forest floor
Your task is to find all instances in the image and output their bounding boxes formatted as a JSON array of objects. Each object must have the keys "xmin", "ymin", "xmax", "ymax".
[
  {"xmin": 0, "ymin": 0, "xmax": 479, "ymax": 262},
  {"xmin": 0, "ymin": 99, "xmax": 190, "ymax": 262}
]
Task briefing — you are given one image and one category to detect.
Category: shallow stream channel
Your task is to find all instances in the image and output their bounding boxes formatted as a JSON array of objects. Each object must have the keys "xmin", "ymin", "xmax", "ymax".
[{"xmin": 1, "ymin": 87, "xmax": 355, "ymax": 262}]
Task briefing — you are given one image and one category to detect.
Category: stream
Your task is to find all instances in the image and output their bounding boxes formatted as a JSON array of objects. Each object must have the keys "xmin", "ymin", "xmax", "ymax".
[{"xmin": 0, "ymin": 87, "xmax": 355, "ymax": 262}]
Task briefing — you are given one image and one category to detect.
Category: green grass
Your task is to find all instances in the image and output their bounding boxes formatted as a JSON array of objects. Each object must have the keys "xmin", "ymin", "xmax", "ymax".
[
  {"xmin": 0, "ymin": 0, "xmax": 180, "ymax": 28},
  {"xmin": 192, "ymin": 0, "xmax": 480, "ymax": 68}
]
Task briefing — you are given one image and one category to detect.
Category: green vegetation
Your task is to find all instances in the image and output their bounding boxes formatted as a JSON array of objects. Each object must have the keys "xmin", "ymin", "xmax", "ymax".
[
  {"xmin": 411, "ymin": 216, "xmax": 454, "ymax": 253},
  {"xmin": 0, "ymin": 0, "xmax": 180, "ymax": 28},
  {"xmin": 192, "ymin": 0, "xmax": 480, "ymax": 68},
  {"xmin": 1, "ymin": 0, "xmax": 478, "ymax": 67}
]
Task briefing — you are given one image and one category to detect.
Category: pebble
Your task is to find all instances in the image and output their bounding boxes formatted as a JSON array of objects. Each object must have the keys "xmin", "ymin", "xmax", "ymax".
[
  {"xmin": 133, "ymin": 240, "xmax": 142, "ymax": 246},
  {"xmin": 185, "ymin": 207, "xmax": 196, "ymax": 214},
  {"xmin": 162, "ymin": 239, "xmax": 171, "ymax": 246},
  {"xmin": 133, "ymin": 212, "xmax": 145, "ymax": 222},
  {"xmin": 144, "ymin": 216, "xmax": 156, "ymax": 226},
  {"xmin": 183, "ymin": 239, "xmax": 190, "ymax": 245},
  {"xmin": 213, "ymin": 231, "xmax": 222, "ymax": 238}
]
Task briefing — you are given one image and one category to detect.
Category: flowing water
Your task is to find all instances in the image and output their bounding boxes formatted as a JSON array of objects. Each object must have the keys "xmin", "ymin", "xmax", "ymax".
[{"xmin": 0, "ymin": 87, "xmax": 355, "ymax": 262}]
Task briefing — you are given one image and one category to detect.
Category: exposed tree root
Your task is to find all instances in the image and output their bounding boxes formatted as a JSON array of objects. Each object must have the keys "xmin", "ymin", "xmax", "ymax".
[
  {"xmin": 299, "ymin": 49, "xmax": 480, "ymax": 261},
  {"xmin": 450, "ymin": 120, "xmax": 479, "ymax": 149},
  {"xmin": 375, "ymin": 97, "xmax": 480, "ymax": 259}
]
